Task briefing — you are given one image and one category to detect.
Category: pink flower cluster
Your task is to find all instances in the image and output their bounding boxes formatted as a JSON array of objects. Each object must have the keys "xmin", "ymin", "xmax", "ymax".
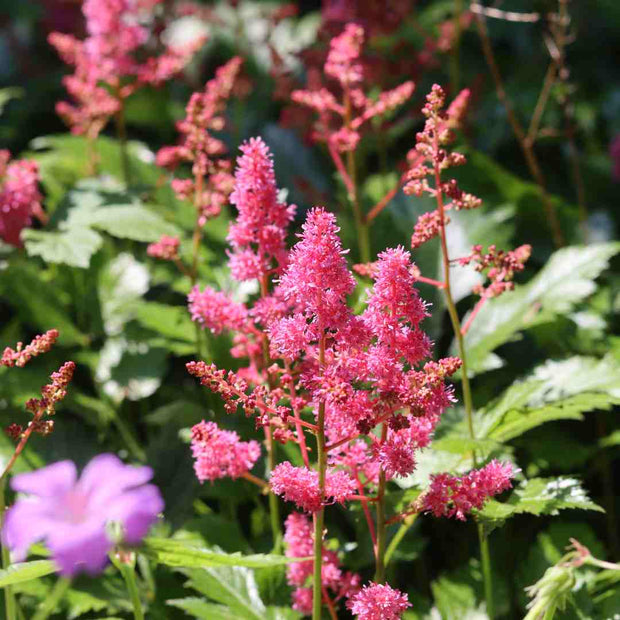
[
  {"xmin": 284, "ymin": 512, "xmax": 360, "ymax": 615},
  {"xmin": 147, "ymin": 235, "xmax": 180, "ymax": 261},
  {"xmin": 292, "ymin": 24, "xmax": 414, "ymax": 153},
  {"xmin": 1, "ymin": 329, "xmax": 59, "ymax": 368},
  {"xmin": 458, "ymin": 243, "xmax": 532, "ymax": 298},
  {"xmin": 0, "ymin": 151, "xmax": 43, "ymax": 247},
  {"xmin": 49, "ymin": 0, "xmax": 201, "ymax": 138},
  {"xmin": 190, "ymin": 421, "xmax": 260, "ymax": 483},
  {"xmin": 348, "ymin": 582, "xmax": 411, "ymax": 620},
  {"xmin": 188, "ymin": 286, "xmax": 249, "ymax": 335},
  {"xmin": 156, "ymin": 57, "xmax": 242, "ymax": 226},
  {"xmin": 423, "ymin": 460, "xmax": 515, "ymax": 521},
  {"xmin": 228, "ymin": 138, "xmax": 296, "ymax": 281}
]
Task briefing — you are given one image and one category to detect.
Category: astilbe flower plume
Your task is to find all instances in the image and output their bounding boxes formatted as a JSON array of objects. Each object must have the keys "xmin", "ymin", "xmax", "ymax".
[
  {"xmin": 49, "ymin": 0, "xmax": 201, "ymax": 138},
  {"xmin": 156, "ymin": 57, "xmax": 242, "ymax": 226},
  {"xmin": 284, "ymin": 512, "xmax": 361, "ymax": 615},
  {"xmin": 423, "ymin": 459, "xmax": 515, "ymax": 520},
  {"xmin": 147, "ymin": 235, "xmax": 180, "ymax": 261},
  {"xmin": 0, "ymin": 151, "xmax": 43, "ymax": 247},
  {"xmin": 188, "ymin": 286, "xmax": 249, "ymax": 334},
  {"xmin": 292, "ymin": 24, "xmax": 415, "ymax": 153},
  {"xmin": 1, "ymin": 330, "xmax": 59, "ymax": 368},
  {"xmin": 348, "ymin": 582, "xmax": 411, "ymax": 620},
  {"xmin": 190, "ymin": 421, "xmax": 260, "ymax": 482},
  {"xmin": 2, "ymin": 454, "xmax": 163, "ymax": 575},
  {"xmin": 228, "ymin": 137, "xmax": 296, "ymax": 281}
]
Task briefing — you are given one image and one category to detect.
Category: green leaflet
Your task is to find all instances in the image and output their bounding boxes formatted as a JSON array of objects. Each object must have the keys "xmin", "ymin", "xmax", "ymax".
[{"xmin": 0, "ymin": 561, "xmax": 57, "ymax": 588}]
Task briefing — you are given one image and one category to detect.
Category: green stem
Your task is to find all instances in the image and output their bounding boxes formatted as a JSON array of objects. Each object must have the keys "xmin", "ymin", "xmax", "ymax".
[
  {"xmin": 433, "ymin": 139, "xmax": 494, "ymax": 615},
  {"xmin": 312, "ymin": 336, "xmax": 327, "ymax": 620},
  {"xmin": 118, "ymin": 557, "xmax": 144, "ymax": 620},
  {"xmin": 478, "ymin": 524, "xmax": 494, "ymax": 619},
  {"xmin": 384, "ymin": 514, "xmax": 418, "ymax": 568},
  {"xmin": 115, "ymin": 99, "xmax": 131, "ymax": 187},
  {"xmin": 266, "ymin": 427, "xmax": 282, "ymax": 552},
  {"xmin": 109, "ymin": 409, "xmax": 146, "ymax": 462},
  {"xmin": 32, "ymin": 577, "xmax": 70, "ymax": 620},
  {"xmin": 345, "ymin": 148, "xmax": 371, "ymax": 264},
  {"xmin": 0, "ymin": 478, "xmax": 16, "ymax": 620}
]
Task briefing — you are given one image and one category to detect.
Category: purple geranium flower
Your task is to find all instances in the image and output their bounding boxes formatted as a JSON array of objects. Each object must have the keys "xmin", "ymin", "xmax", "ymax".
[{"xmin": 1, "ymin": 453, "xmax": 164, "ymax": 576}]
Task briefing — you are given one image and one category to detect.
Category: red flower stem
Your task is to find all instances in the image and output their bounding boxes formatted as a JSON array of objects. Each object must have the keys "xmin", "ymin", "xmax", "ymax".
[
  {"xmin": 416, "ymin": 275, "xmax": 445, "ymax": 288},
  {"xmin": 327, "ymin": 141, "xmax": 355, "ymax": 196},
  {"xmin": 354, "ymin": 472, "xmax": 377, "ymax": 550},
  {"xmin": 259, "ymin": 274, "xmax": 282, "ymax": 550},
  {"xmin": 285, "ymin": 360, "xmax": 311, "ymax": 469},
  {"xmin": 461, "ymin": 294, "xmax": 489, "ymax": 336},
  {"xmin": 321, "ymin": 585, "xmax": 338, "ymax": 620},
  {"xmin": 312, "ymin": 333, "xmax": 327, "ymax": 620},
  {"xmin": 191, "ymin": 171, "xmax": 205, "ymax": 283},
  {"xmin": 364, "ymin": 175, "xmax": 405, "ymax": 224},
  {"xmin": 242, "ymin": 471, "xmax": 270, "ymax": 491},
  {"xmin": 0, "ymin": 409, "xmax": 44, "ymax": 483}
]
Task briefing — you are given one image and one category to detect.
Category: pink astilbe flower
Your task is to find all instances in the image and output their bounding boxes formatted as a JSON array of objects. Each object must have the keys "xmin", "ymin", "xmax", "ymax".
[
  {"xmin": 188, "ymin": 285, "xmax": 249, "ymax": 334},
  {"xmin": 49, "ymin": 1, "xmax": 201, "ymax": 139},
  {"xmin": 228, "ymin": 137, "xmax": 296, "ymax": 281},
  {"xmin": 363, "ymin": 247, "xmax": 430, "ymax": 365},
  {"xmin": 0, "ymin": 151, "xmax": 43, "ymax": 247},
  {"xmin": 284, "ymin": 512, "xmax": 360, "ymax": 614},
  {"xmin": 190, "ymin": 420, "xmax": 261, "ymax": 482},
  {"xmin": 1, "ymin": 330, "xmax": 59, "ymax": 368},
  {"xmin": 147, "ymin": 235, "xmax": 180, "ymax": 261},
  {"xmin": 270, "ymin": 461, "xmax": 356, "ymax": 512},
  {"xmin": 348, "ymin": 582, "xmax": 411, "ymax": 620},
  {"xmin": 156, "ymin": 57, "xmax": 242, "ymax": 226},
  {"xmin": 273, "ymin": 208, "xmax": 355, "ymax": 355},
  {"xmin": 424, "ymin": 459, "xmax": 515, "ymax": 521},
  {"xmin": 458, "ymin": 243, "xmax": 531, "ymax": 298},
  {"xmin": 325, "ymin": 23, "xmax": 364, "ymax": 88}
]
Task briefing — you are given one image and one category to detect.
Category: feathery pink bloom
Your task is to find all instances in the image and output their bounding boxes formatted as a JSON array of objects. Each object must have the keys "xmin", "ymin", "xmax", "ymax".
[
  {"xmin": 275, "ymin": 208, "xmax": 355, "ymax": 346},
  {"xmin": 424, "ymin": 459, "xmax": 515, "ymax": 520},
  {"xmin": 270, "ymin": 461, "xmax": 356, "ymax": 512},
  {"xmin": 0, "ymin": 152, "xmax": 42, "ymax": 247},
  {"xmin": 1, "ymin": 330, "xmax": 59, "ymax": 368},
  {"xmin": 348, "ymin": 582, "xmax": 411, "ymax": 620},
  {"xmin": 325, "ymin": 23, "xmax": 364, "ymax": 88},
  {"xmin": 228, "ymin": 137, "xmax": 296, "ymax": 281},
  {"xmin": 188, "ymin": 285, "xmax": 249, "ymax": 334},
  {"xmin": 147, "ymin": 235, "xmax": 180, "ymax": 261},
  {"xmin": 190, "ymin": 421, "xmax": 261, "ymax": 482},
  {"xmin": 363, "ymin": 247, "xmax": 430, "ymax": 365}
]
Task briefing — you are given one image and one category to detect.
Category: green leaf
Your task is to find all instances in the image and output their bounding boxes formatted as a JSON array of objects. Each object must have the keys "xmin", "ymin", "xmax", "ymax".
[
  {"xmin": 142, "ymin": 538, "xmax": 302, "ymax": 568},
  {"xmin": 182, "ymin": 566, "xmax": 266, "ymax": 620},
  {"xmin": 88, "ymin": 204, "xmax": 178, "ymax": 242},
  {"xmin": 22, "ymin": 227, "xmax": 103, "ymax": 268},
  {"xmin": 478, "ymin": 477, "xmax": 604, "ymax": 527},
  {"xmin": 167, "ymin": 598, "xmax": 243, "ymax": 620},
  {"xmin": 462, "ymin": 243, "xmax": 620, "ymax": 375},
  {"xmin": 134, "ymin": 302, "xmax": 196, "ymax": 343},
  {"xmin": 0, "ymin": 561, "xmax": 56, "ymax": 588}
]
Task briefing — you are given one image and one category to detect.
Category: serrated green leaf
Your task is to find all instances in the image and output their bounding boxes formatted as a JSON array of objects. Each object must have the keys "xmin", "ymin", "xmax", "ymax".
[
  {"xmin": 22, "ymin": 227, "xmax": 103, "ymax": 268},
  {"xmin": 89, "ymin": 204, "xmax": 178, "ymax": 241},
  {"xmin": 182, "ymin": 566, "xmax": 266, "ymax": 620},
  {"xmin": 0, "ymin": 560, "xmax": 56, "ymax": 587},
  {"xmin": 462, "ymin": 243, "xmax": 620, "ymax": 375},
  {"xmin": 478, "ymin": 477, "xmax": 604, "ymax": 527},
  {"xmin": 142, "ymin": 538, "xmax": 302, "ymax": 568},
  {"xmin": 167, "ymin": 598, "xmax": 242, "ymax": 619},
  {"xmin": 134, "ymin": 302, "xmax": 196, "ymax": 343}
]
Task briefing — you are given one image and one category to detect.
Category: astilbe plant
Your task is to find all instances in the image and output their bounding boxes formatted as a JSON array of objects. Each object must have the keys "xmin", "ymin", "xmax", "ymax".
[
  {"xmin": 0, "ymin": 151, "xmax": 45, "ymax": 247},
  {"xmin": 186, "ymin": 137, "xmax": 515, "ymax": 619},
  {"xmin": 48, "ymin": 0, "xmax": 202, "ymax": 178},
  {"xmin": 292, "ymin": 23, "xmax": 415, "ymax": 262}
]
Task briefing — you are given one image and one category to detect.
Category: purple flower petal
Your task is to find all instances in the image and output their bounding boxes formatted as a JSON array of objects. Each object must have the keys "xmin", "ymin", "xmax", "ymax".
[
  {"xmin": 11, "ymin": 461, "xmax": 77, "ymax": 497},
  {"xmin": 107, "ymin": 484, "xmax": 164, "ymax": 544},
  {"xmin": 2, "ymin": 500, "xmax": 54, "ymax": 561},
  {"xmin": 47, "ymin": 522, "xmax": 111, "ymax": 577}
]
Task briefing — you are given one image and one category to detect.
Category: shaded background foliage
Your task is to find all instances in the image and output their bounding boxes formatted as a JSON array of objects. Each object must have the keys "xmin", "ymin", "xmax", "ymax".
[{"xmin": 0, "ymin": 1, "xmax": 619, "ymax": 618}]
